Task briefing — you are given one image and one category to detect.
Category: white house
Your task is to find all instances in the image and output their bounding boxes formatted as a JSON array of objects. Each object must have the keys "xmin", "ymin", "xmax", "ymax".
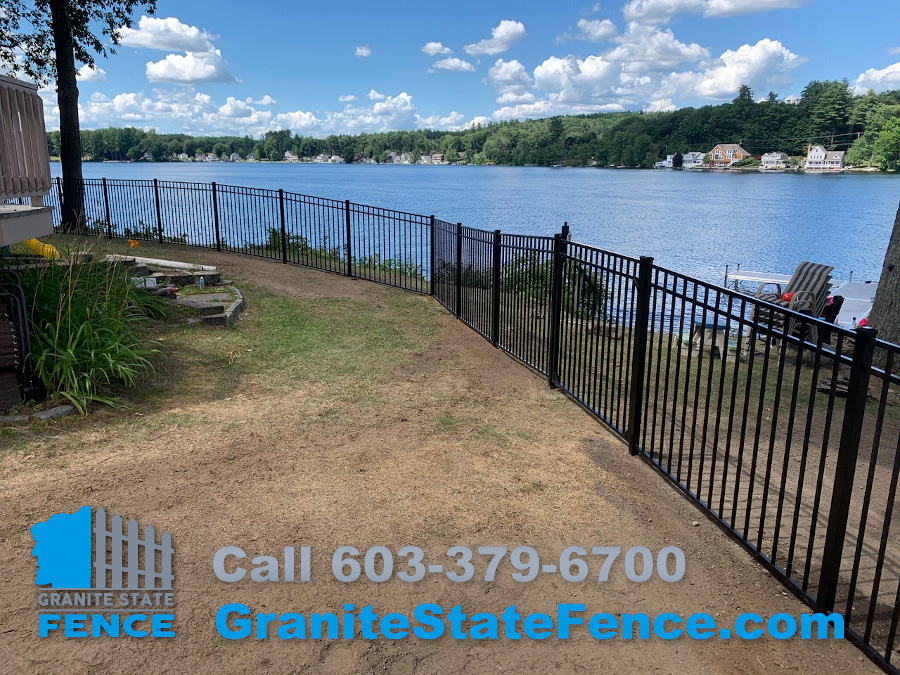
[
  {"xmin": 431, "ymin": 153, "xmax": 445, "ymax": 164},
  {"xmin": 682, "ymin": 152, "xmax": 705, "ymax": 168},
  {"xmin": 246, "ymin": 152, "xmax": 256, "ymax": 162},
  {"xmin": 329, "ymin": 154, "xmax": 345, "ymax": 164},
  {"xmin": 230, "ymin": 152, "xmax": 241, "ymax": 162},
  {"xmin": 805, "ymin": 145, "xmax": 845, "ymax": 171},
  {"xmin": 761, "ymin": 152, "xmax": 789, "ymax": 169},
  {"xmin": 177, "ymin": 152, "xmax": 190, "ymax": 161},
  {"xmin": 206, "ymin": 153, "xmax": 219, "ymax": 162},
  {"xmin": 284, "ymin": 150, "xmax": 299, "ymax": 162}
]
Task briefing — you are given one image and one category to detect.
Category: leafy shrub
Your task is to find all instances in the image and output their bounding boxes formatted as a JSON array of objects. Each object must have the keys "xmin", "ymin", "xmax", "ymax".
[{"xmin": 16, "ymin": 252, "xmax": 168, "ymax": 412}]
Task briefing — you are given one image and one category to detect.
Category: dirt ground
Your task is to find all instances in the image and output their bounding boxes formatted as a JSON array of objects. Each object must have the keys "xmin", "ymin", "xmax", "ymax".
[{"xmin": 0, "ymin": 246, "xmax": 882, "ymax": 674}]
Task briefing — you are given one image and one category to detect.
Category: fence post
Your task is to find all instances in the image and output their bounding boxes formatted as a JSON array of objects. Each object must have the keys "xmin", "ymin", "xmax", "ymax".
[
  {"xmin": 211, "ymin": 182, "xmax": 221, "ymax": 252},
  {"xmin": 278, "ymin": 189, "xmax": 288, "ymax": 263},
  {"xmin": 429, "ymin": 215, "xmax": 436, "ymax": 296},
  {"xmin": 344, "ymin": 200, "xmax": 353, "ymax": 277},
  {"xmin": 547, "ymin": 223, "xmax": 569, "ymax": 388},
  {"xmin": 492, "ymin": 229, "xmax": 502, "ymax": 347},
  {"xmin": 102, "ymin": 177, "xmax": 112, "ymax": 239},
  {"xmin": 626, "ymin": 256, "xmax": 654, "ymax": 455},
  {"xmin": 153, "ymin": 178, "xmax": 163, "ymax": 244},
  {"xmin": 455, "ymin": 222, "xmax": 463, "ymax": 319},
  {"xmin": 816, "ymin": 326, "xmax": 878, "ymax": 612}
]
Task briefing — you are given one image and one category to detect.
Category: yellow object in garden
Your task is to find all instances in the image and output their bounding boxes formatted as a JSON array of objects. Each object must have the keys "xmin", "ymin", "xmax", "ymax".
[
  {"xmin": 22, "ymin": 238, "xmax": 60, "ymax": 259},
  {"xmin": 128, "ymin": 239, "xmax": 140, "ymax": 248}
]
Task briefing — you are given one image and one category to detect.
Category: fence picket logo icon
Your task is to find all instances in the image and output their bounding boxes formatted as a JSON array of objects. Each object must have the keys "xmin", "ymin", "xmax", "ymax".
[{"xmin": 31, "ymin": 506, "xmax": 176, "ymax": 638}]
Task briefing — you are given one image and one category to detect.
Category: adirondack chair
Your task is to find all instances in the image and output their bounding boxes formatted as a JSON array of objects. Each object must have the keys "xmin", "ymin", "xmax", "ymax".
[{"xmin": 750, "ymin": 261, "xmax": 834, "ymax": 345}]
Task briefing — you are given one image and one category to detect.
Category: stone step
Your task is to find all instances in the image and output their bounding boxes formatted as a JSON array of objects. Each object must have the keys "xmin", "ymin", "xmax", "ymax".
[
  {"xmin": 148, "ymin": 270, "xmax": 221, "ymax": 286},
  {"xmin": 172, "ymin": 299, "xmax": 227, "ymax": 316},
  {"xmin": 201, "ymin": 290, "xmax": 245, "ymax": 327}
]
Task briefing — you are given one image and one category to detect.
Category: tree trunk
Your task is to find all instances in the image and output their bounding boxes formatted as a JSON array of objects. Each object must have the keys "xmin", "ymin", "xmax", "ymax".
[
  {"xmin": 49, "ymin": 0, "xmax": 84, "ymax": 232},
  {"xmin": 869, "ymin": 203, "xmax": 900, "ymax": 352}
]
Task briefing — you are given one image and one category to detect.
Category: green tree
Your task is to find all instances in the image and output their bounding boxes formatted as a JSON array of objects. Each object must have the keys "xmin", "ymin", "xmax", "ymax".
[
  {"xmin": 1, "ymin": 0, "xmax": 156, "ymax": 230},
  {"xmin": 873, "ymin": 117, "xmax": 900, "ymax": 171},
  {"xmin": 805, "ymin": 80, "xmax": 853, "ymax": 142}
]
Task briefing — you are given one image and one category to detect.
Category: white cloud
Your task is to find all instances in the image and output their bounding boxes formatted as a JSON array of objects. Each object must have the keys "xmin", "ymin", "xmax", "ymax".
[
  {"xmin": 533, "ymin": 54, "xmax": 619, "ymax": 103},
  {"xmin": 464, "ymin": 20, "xmax": 527, "ymax": 56},
  {"xmin": 355, "ymin": 45, "xmax": 371, "ymax": 58},
  {"xmin": 245, "ymin": 95, "xmax": 277, "ymax": 105},
  {"xmin": 76, "ymin": 64, "xmax": 107, "ymax": 82},
  {"xmin": 704, "ymin": 0, "xmax": 811, "ymax": 18},
  {"xmin": 417, "ymin": 111, "xmax": 466, "ymax": 128},
  {"xmin": 496, "ymin": 91, "xmax": 535, "ymax": 105},
  {"xmin": 368, "ymin": 89, "xmax": 386, "ymax": 100},
  {"xmin": 145, "ymin": 49, "xmax": 237, "ymax": 84},
  {"xmin": 120, "ymin": 15, "xmax": 237, "ymax": 85},
  {"xmin": 421, "ymin": 41, "xmax": 452, "ymax": 56},
  {"xmin": 657, "ymin": 38, "xmax": 802, "ymax": 100},
  {"xmin": 623, "ymin": 0, "xmax": 704, "ymax": 24},
  {"xmin": 491, "ymin": 98, "xmax": 624, "ymax": 121},
  {"xmin": 486, "ymin": 59, "xmax": 534, "ymax": 102},
  {"xmin": 119, "ymin": 16, "xmax": 216, "ymax": 51},
  {"xmin": 338, "ymin": 94, "xmax": 356, "ymax": 102},
  {"xmin": 557, "ymin": 18, "xmax": 618, "ymax": 43},
  {"xmin": 623, "ymin": 0, "xmax": 809, "ymax": 24},
  {"xmin": 607, "ymin": 23, "xmax": 709, "ymax": 72},
  {"xmin": 46, "ymin": 85, "xmax": 465, "ymax": 137},
  {"xmin": 273, "ymin": 92, "xmax": 468, "ymax": 135},
  {"xmin": 488, "ymin": 22, "xmax": 754, "ymax": 119},
  {"xmin": 218, "ymin": 96, "xmax": 259, "ymax": 119},
  {"xmin": 889, "ymin": 47, "xmax": 900, "ymax": 56},
  {"xmin": 431, "ymin": 57, "xmax": 475, "ymax": 72},
  {"xmin": 645, "ymin": 98, "xmax": 676, "ymax": 111},
  {"xmin": 853, "ymin": 61, "xmax": 900, "ymax": 95}
]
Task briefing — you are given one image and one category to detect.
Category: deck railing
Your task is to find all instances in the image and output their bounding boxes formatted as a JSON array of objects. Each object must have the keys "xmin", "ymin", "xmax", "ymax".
[{"xmin": 47, "ymin": 177, "xmax": 900, "ymax": 673}]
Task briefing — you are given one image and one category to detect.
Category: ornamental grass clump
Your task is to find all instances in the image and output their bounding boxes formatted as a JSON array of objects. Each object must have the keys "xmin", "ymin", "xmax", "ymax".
[{"xmin": 18, "ymin": 253, "xmax": 168, "ymax": 413}]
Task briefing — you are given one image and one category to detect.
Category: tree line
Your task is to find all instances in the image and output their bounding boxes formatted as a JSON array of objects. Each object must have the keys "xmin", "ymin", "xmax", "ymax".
[{"xmin": 48, "ymin": 80, "xmax": 900, "ymax": 170}]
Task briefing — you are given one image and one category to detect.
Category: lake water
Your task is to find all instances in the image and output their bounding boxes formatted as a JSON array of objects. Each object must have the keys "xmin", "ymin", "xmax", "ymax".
[{"xmin": 52, "ymin": 162, "xmax": 898, "ymax": 284}]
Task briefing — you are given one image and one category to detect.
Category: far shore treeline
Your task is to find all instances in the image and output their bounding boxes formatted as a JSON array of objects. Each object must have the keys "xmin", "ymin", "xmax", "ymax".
[{"xmin": 48, "ymin": 81, "xmax": 900, "ymax": 170}]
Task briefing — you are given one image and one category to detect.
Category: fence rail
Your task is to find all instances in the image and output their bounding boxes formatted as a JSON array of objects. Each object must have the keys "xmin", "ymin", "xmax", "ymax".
[{"xmin": 47, "ymin": 178, "xmax": 900, "ymax": 673}]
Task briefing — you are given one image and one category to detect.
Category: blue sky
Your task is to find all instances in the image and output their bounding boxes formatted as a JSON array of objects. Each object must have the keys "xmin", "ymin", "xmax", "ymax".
[{"xmin": 37, "ymin": 0, "xmax": 900, "ymax": 137}]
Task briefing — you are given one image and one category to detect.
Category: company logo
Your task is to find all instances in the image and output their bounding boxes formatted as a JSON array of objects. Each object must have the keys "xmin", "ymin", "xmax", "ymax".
[{"xmin": 32, "ymin": 506, "xmax": 176, "ymax": 638}]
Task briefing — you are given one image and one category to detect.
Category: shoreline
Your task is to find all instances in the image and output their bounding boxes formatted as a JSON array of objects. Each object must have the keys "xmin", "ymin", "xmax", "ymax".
[{"xmin": 50, "ymin": 159, "xmax": 895, "ymax": 174}]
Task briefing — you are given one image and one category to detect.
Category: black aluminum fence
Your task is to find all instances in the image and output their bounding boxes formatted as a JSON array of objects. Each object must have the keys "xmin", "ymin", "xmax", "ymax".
[
  {"xmin": 48, "ymin": 178, "xmax": 430, "ymax": 292},
  {"xmin": 48, "ymin": 178, "xmax": 900, "ymax": 672}
]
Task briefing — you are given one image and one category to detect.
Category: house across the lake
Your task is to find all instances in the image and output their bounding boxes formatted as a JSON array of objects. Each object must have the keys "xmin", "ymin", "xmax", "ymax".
[
  {"xmin": 805, "ymin": 145, "xmax": 845, "ymax": 171},
  {"xmin": 761, "ymin": 152, "xmax": 789, "ymax": 169},
  {"xmin": 708, "ymin": 144, "xmax": 750, "ymax": 168},
  {"xmin": 682, "ymin": 152, "xmax": 705, "ymax": 168}
]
